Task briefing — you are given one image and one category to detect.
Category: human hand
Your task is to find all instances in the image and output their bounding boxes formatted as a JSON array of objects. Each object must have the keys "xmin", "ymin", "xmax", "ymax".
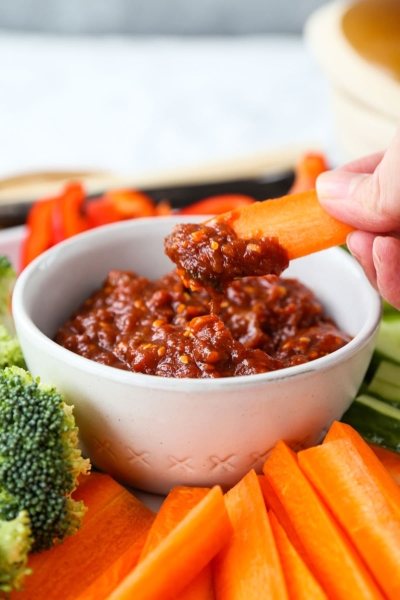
[{"xmin": 316, "ymin": 126, "xmax": 400, "ymax": 310}]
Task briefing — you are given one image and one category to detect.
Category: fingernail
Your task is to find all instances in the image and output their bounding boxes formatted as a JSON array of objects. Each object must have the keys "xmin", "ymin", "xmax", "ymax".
[{"xmin": 317, "ymin": 171, "xmax": 368, "ymax": 201}]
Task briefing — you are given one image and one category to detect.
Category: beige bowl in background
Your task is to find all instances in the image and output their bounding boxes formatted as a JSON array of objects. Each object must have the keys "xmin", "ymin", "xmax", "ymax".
[{"xmin": 305, "ymin": 0, "xmax": 400, "ymax": 160}]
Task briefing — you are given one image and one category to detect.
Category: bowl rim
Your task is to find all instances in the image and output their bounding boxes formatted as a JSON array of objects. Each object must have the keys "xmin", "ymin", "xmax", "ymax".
[{"xmin": 13, "ymin": 216, "xmax": 382, "ymax": 393}]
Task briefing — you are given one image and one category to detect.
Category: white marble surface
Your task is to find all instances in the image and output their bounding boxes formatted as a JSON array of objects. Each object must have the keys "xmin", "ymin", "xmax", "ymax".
[{"xmin": 0, "ymin": 32, "xmax": 340, "ymax": 178}]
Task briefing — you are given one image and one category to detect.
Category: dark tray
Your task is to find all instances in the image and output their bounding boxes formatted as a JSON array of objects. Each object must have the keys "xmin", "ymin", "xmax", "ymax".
[{"xmin": 0, "ymin": 170, "xmax": 295, "ymax": 229}]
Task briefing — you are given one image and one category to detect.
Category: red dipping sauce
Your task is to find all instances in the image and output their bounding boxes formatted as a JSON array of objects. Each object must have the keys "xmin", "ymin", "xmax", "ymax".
[{"xmin": 55, "ymin": 268, "xmax": 351, "ymax": 378}]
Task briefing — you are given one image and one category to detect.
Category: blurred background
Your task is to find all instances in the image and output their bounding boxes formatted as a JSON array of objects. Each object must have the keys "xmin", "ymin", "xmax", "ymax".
[
  {"xmin": 0, "ymin": 0, "xmax": 337, "ymax": 181},
  {"xmin": 0, "ymin": 0, "xmax": 399, "ymax": 184},
  {"xmin": 0, "ymin": 1, "xmax": 327, "ymax": 35}
]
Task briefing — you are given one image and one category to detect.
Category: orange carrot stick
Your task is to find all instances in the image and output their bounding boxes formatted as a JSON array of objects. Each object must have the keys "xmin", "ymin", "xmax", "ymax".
[
  {"xmin": 257, "ymin": 475, "xmax": 311, "ymax": 569},
  {"xmin": 368, "ymin": 443, "xmax": 400, "ymax": 485},
  {"xmin": 263, "ymin": 441, "xmax": 384, "ymax": 600},
  {"xmin": 25, "ymin": 472, "xmax": 129, "ymax": 581},
  {"xmin": 72, "ymin": 475, "xmax": 159, "ymax": 600},
  {"xmin": 268, "ymin": 510, "xmax": 328, "ymax": 600},
  {"xmin": 213, "ymin": 469, "xmax": 288, "ymax": 600},
  {"xmin": 289, "ymin": 153, "xmax": 329, "ymax": 194},
  {"xmin": 155, "ymin": 199, "xmax": 173, "ymax": 216},
  {"xmin": 18, "ymin": 488, "xmax": 155, "ymax": 600},
  {"xmin": 324, "ymin": 421, "xmax": 400, "ymax": 519},
  {"xmin": 107, "ymin": 486, "xmax": 232, "ymax": 600},
  {"xmin": 139, "ymin": 487, "xmax": 209, "ymax": 559},
  {"xmin": 176, "ymin": 575, "xmax": 215, "ymax": 600},
  {"xmin": 299, "ymin": 438, "xmax": 400, "ymax": 600},
  {"xmin": 72, "ymin": 472, "xmax": 127, "ymax": 520},
  {"xmin": 139, "ymin": 487, "xmax": 214, "ymax": 600},
  {"xmin": 75, "ymin": 537, "xmax": 152, "ymax": 600},
  {"xmin": 210, "ymin": 189, "xmax": 354, "ymax": 260}
]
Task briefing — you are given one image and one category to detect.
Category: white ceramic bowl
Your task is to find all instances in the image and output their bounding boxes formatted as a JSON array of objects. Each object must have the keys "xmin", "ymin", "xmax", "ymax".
[
  {"xmin": 12, "ymin": 216, "xmax": 381, "ymax": 494},
  {"xmin": 305, "ymin": 1, "xmax": 400, "ymax": 160}
]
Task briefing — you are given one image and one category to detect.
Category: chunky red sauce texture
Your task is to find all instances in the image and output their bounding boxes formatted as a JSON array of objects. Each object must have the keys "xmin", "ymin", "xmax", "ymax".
[
  {"xmin": 55, "ymin": 269, "xmax": 351, "ymax": 378},
  {"xmin": 164, "ymin": 222, "xmax": 289, "ymax": 307}
]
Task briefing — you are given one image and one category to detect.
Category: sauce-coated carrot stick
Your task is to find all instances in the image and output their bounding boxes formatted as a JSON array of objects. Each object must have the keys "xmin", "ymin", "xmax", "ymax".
[
  {"xmin": 263, "ymin": 441, "xmax": 384, "ymax": 600},
  {"xmin": 209, "ymin": 189, "xmax": 354, "ymax": 260},
  {"xmin": 324, "ymin": 421, "xmax": 400, "ymax": 519},
  {"xmin": 213, "ymin": 470, "xmax": 288, "ymax": 600},
  {"xmin": 268, "ymin": 510, "xmax": 328, "ymax": 600},
  {"xmin": 139, "ymin": 487, "xmax": 214, "ymax": 600},
  {"xmin": 107, "ymin": 486, "xmax": 232, "ymax": 600},
  {"xmin": 299, "ymin": 438, "xmax": 400, "ymax": 600}
]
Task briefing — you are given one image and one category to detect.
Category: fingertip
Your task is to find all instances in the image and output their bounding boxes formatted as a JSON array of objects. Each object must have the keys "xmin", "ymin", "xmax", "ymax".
[
  {"xmin": 346, "ymin": 230, "xmax": 378, "ymax": 291},
  {"xmin": 372, "ymin": 236, "xmax": 384, "ymax": 271},
  {"xmin": 316, "ymin": 171, "xmax": 375, "ymax": 229},
  {"xmin": 346, "ymin": 230, "xmax": 363, "ymax": 260},
  {"xmin": 373, "ymin": 236, "xmax": 400, "ymax": 310}
]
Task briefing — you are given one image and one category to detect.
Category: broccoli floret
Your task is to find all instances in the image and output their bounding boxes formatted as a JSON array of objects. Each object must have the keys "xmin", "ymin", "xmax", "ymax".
[
  {"xmin": 0, "ymin": 367, "xmax": 91, "ymax": 553},
  {"xmin": 0, "ymin": 511, "xmax": 32, "ymax": 596},
  {"xmin": 0, "ymin": 325, "xmax": 26, "ymax": 370},
  {"xmin": 0, "ymin": 256, "xmax": 16, "ymax": 334},
  {"xmin": 0, "ymin": 256, "xmax": 26, "ymax": 369}
]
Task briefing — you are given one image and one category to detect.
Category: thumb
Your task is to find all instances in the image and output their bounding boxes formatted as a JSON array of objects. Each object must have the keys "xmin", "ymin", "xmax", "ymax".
[{"xmin": 317, "ymin": 126, "xmax": 400, "ymax": 233}]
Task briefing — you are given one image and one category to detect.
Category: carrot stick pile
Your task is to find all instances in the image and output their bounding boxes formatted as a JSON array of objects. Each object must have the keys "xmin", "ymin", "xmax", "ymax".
[
  {"xmin": 14, "ymin": 473, "xmax": 156, "ymax": 600},
  {"xmin": 12, "ymin": 422, "xmax": 400, "ymax": 599}
]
